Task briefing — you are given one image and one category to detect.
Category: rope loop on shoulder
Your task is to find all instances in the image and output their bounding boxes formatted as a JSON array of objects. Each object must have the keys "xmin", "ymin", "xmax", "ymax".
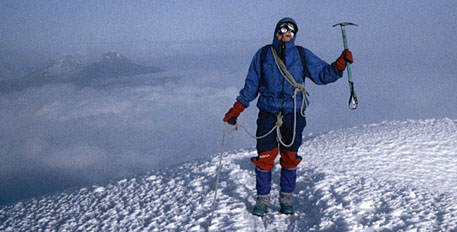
[{"xmin": 270, "ymin": 47, "xmax": 308, "ymax": 117}]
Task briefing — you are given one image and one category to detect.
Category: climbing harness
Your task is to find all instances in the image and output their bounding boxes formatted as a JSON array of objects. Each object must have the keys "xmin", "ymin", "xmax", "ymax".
[{"xmin": 231, "ymin": 46, "xmax": 308, "ymax": 148}]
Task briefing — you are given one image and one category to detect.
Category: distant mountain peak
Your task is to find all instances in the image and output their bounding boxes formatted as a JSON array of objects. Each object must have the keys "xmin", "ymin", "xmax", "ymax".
[
  {"xmin": 102, "ymin": 51, "xmax": 126, "ymax": 61},
  {"xmin": 48, "ymin": 55, "xmax": 81, "ymax": 75},
  {"xmin": 81, "ymin": 51, "xmax": 161, "ymax": 78},
  {"xmin": 18, "ymin": 51, "xmax": 161, "ymax": 87},
  {"xmin": 58, "ymin": 55, "xmax": 79, "ymax": 63},
  {"xmin": 24, "ymin": 55, "xmax": 82, "ymax": 79}
]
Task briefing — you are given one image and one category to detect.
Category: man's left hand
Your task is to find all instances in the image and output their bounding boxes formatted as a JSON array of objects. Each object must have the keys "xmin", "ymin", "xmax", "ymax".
[{"xmin": 335, "ymin": 49, "xmax": 353, "ymax": 71}]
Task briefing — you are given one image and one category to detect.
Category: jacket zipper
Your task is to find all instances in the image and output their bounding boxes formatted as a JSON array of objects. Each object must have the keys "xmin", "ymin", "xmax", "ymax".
[
  {"xmin": 280, "ymin": 42, "xmax": 286, "ymax": 99},
  {"xmin": 280, "ymin": 42, "xmax": 286, "ymax": 111}
]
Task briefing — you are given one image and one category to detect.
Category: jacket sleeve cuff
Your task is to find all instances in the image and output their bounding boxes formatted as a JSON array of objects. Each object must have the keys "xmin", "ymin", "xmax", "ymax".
[
  {"xmin": 331, "ymin": 62, "xmax": 344, "ymax": 77},
  {"xmin": 236, "ymin": 96, "xmax": 250, "ymax": 108}
]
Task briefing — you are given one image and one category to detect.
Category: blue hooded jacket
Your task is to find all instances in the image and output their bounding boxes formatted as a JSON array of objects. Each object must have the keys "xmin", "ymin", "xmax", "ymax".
[{"xmin": 236, "ymin": 17, "xmax": 343, "ymax": 114}]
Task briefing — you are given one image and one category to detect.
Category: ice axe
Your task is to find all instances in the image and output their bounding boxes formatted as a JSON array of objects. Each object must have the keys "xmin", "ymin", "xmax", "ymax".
[{"xmin": 333, "ymin": 22, "xmax": 358, "ymax": 110}]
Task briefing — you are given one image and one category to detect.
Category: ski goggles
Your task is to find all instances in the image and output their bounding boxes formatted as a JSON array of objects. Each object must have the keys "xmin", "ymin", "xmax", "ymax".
[{"xmin": 278, "ymin": 23, "xmax": 296, "ymax": 34}]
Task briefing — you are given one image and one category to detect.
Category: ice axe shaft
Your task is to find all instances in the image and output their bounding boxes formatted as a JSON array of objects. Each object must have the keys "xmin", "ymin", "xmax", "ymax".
[{"xmin": 333, "ymin": 22, "xmax": 358, "ymax": 110}]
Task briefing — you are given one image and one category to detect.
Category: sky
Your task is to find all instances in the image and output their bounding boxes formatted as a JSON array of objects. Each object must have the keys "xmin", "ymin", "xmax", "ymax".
[{"xmin": 0, "ymin": 0, "xmax": 456, "ymax": 205}]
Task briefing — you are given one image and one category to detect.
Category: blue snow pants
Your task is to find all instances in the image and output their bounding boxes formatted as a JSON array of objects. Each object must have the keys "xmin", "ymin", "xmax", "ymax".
[{"xmin": 251, "ymin": 110, "xmax": 306, "ymax": 195}]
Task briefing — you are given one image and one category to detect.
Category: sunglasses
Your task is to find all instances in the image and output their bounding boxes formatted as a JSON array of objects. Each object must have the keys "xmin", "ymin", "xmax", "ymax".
[{"xmin": 278, "ymin": 23, "xmax": 296, "ymax": 34}]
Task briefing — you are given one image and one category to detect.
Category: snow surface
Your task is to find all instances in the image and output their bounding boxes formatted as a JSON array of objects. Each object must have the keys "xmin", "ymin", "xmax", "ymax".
[{"xmin": 1, "ymin": 118, "xmax": 456, "ymax": 231}]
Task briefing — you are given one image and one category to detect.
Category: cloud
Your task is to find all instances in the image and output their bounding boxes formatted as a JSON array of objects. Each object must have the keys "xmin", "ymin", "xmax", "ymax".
[
  {"xmin": 0, "ymin": 64, "xmax": 243, "ymax": 205},
  {"xmin": 34, "ymin": 143, "xmax": 108, "ymax": 170}
]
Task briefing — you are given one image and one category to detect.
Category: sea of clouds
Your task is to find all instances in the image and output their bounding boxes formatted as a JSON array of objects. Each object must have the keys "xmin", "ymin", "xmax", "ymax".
[{"xmin": 0, "ymin": 59, "xmax": 246, "ymax": 204}]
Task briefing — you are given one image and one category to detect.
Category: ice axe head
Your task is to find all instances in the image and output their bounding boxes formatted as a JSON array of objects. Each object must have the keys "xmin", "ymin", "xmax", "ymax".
[
  {"xmin": 332, "ymin": 22, "xmax": 359, "ymax": 28},
  {"xmin": 333, "ymin": 22, "xmax": 358, "ymax": 49}
]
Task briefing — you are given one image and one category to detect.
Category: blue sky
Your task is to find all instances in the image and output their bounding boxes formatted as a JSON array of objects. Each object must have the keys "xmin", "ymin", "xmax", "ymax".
[
  {"xmin": 2, "ymin": 1, "xmax": 455, "ymax": 53},
  {"xmin": 0, "ymin": 0, "xmax": 456, "ymax": 205}
]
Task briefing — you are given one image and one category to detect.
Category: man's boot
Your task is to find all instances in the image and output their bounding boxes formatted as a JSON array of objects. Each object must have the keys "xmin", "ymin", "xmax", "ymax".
[
  {"xmin": 252, "ymin": 194, "xmax": 270, "ymax": 216},
  {"xmin": 279, "ymin": 192, "xmax": 295, "ymax": 214},
  {"xmin": 279, "ymin": 168, "xmax": 296, "ymax": 214}
]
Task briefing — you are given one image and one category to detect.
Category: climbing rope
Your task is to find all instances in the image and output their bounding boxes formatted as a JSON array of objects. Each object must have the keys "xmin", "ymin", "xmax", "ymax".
[
  {"xmin": 231, "ymin": 46, "xmax": 309, "ymax": 148},
  {"xmin": 205, "ymin": 123, "xmax": 226, "ymax": 232}
]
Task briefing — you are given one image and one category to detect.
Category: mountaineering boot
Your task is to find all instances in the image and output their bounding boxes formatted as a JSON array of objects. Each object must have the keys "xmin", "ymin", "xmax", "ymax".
[
  {"xmin": 252, "ymin": 194, "xmax": 270, "ymax": 216},
  {"xmin": 279, "ymin": 192, "xmax": 295, "ymax": 214}
]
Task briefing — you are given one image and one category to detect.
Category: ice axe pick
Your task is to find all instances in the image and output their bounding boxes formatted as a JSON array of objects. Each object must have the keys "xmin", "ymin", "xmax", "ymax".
[{"xmin": 333, "ymin": 22, "xmax": 358, "ymax": 110}]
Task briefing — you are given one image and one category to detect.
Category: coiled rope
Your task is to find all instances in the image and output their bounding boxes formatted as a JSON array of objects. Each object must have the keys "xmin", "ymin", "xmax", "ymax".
[{"xmin": 231, "ymin": 46, "xmax": 309, "ymax": 148}]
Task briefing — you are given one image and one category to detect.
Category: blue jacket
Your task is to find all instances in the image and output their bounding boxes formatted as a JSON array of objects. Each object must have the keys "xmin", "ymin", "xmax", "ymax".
[{"xmin": 237, "ymin": 17, "xmax": 343, "ymax": 114}]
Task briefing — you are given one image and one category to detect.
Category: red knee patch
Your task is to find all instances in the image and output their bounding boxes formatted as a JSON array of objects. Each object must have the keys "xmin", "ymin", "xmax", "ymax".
[
  {"xmin": 279, "ymin": 150, "xmax": 302, "ymax": 169},
  {"xmin": 251, "ymin": 147, "xmax": 278, "ymax": 171}
]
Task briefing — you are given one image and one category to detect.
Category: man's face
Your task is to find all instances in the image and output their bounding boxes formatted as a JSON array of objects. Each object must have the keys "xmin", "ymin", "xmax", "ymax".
[
  {"xmin": 276, "ymin": 22, "xmax": 295, "ymax": 43},
  {"xmin": 277, "ymin": 32, "xmax": 294, "ymax": 42}
]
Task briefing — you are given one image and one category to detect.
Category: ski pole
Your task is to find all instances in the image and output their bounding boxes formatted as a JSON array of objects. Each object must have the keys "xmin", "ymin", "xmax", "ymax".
[{"xmin": 333, "ymin": 22, "xmax": 358, "ymax": 110}]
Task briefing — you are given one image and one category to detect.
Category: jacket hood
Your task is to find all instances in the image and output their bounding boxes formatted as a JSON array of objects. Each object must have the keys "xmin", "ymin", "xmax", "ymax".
[{"xmin": 273, "ymin": 17, "xmax": 298, "ymax": 50}]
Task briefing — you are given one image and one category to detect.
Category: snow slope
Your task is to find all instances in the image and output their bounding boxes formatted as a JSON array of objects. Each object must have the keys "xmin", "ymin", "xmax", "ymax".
[{"xmin": 1, "ymin": 118, "xmax": 456, "ymax": 231}]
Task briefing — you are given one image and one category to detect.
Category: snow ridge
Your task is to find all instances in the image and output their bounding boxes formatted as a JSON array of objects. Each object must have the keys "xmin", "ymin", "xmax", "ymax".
[{"xmin": 1, "ymin": 118, "xmax": 456, "ymax": 231}]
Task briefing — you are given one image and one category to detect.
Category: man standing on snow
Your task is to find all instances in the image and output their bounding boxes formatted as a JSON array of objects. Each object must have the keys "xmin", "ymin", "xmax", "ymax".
[{"xmin": 223, "ymin": 17, "xmax": 353, "ymax": 216}]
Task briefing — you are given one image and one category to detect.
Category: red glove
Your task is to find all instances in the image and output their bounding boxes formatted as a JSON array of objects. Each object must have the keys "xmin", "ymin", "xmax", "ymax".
[
  {"xmin": 335, "ymin": 49, "xmax": 353, "ymax": 71},
  {"xmin": 223, "ymin": 102, "xmax": 246, "ymax": 125}
]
